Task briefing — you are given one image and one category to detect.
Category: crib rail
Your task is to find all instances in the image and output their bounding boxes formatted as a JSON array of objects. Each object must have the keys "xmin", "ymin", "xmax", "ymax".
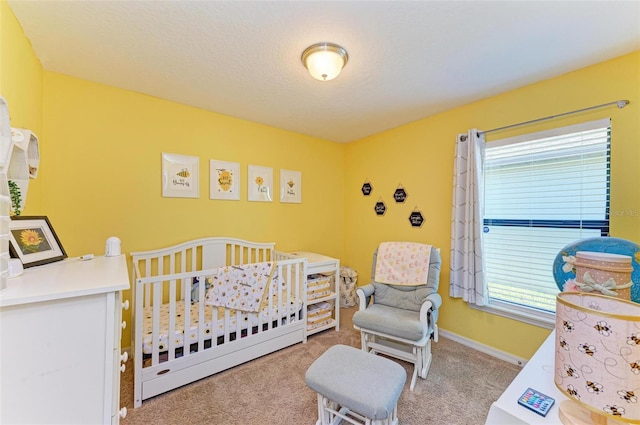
[
  {"xmin": 132, "ymin": 238, "xmax": 275, "ymax": 307},
  {"xmin": 133, "ymin": 258, "xmax": 305, "ymax": 367}
]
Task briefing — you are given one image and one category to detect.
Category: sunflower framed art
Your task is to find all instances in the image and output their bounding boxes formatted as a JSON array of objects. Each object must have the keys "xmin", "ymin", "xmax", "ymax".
[
  {"xmin": 8, "ymin": 216, "xmax": 67, "ymax": 268},
  {"xmin": 247, "ymin": 165, "xmax": 273, "ymax": 202}
]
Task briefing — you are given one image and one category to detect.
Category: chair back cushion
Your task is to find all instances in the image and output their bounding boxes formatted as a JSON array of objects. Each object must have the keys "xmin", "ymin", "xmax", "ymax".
[{"xmin": 371, "ymin": 246, "xmax": 441, "ymax": 312}]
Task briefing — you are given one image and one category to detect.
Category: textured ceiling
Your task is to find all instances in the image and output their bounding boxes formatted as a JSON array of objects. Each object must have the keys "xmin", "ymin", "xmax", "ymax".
[{"xmin": 7, "ymin": 1, "xmax": 640, "ymax": 143}]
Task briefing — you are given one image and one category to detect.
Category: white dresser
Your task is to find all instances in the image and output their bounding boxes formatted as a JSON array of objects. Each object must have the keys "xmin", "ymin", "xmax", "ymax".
[{"xmin": 0, "ymin": 255, "xmax": 130, "ymax": 425}]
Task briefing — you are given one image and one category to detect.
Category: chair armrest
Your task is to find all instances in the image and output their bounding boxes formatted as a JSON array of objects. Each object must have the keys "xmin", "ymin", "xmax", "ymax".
[
  {"xmin": 425, "ymin": 293, "xmax": 442, "ymax": 310},
  {"xmin": 420, "ymin": 293, "xmax": 442, "ymax": 340},
  {"xmin": 356, "ymin": 284, "xmax": 375, "ymax": 311}
]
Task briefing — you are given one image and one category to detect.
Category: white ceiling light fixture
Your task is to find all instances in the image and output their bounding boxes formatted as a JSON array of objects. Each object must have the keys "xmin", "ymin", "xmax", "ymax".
[{"xmin": 301, "ymin": 42, "xmax": 349, "ymax": 82}]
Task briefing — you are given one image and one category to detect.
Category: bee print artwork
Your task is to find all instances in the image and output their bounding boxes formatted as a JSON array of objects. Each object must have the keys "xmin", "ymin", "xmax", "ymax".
[
  {"xmin": 162, "ymin": 153, "xmax": 199, "ymax": 198},
  {"xmin": 280, "ymin": 169, "xmax": 301, "ymax": 203},
  {"xmin": 210, "ymin": 161, "xmax": 240, "ymax": 200}
]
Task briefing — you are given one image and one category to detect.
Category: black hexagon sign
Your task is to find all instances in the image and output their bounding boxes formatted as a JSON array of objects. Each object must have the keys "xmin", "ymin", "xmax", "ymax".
[
  {"xmin": 361, "ymin": 182, "xmax": 373, "ymax": 196},
  {"xmin": 374, "ymin": 201, "xmax": 387, "ymax": 216},
  {"xmin": 409, "ymin": 210, "xmax": 424, "ymax": 227},
  {"xmin": 394, "ymin": 187, "xmax": 407, "ymax": 203}
]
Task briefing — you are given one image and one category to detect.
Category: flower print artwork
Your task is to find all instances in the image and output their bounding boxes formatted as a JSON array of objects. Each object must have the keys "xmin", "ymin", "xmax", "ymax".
[
  {"xmin": 255, "ymin": 176, "xmax": 264, "ymax": 190},
  {"xmin": 14, "ymin": 228, "xmax": 52, "ymax": 254},
  {"xmin": 248, "ymin": 165, "xmax": 273, "ymax": 202},
  {"xmin": 8, "ymin": 216, "xmax": 67, "ymax": 268}
]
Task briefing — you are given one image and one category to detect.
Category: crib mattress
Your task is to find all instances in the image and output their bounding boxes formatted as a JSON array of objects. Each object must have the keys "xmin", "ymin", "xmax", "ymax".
[{"xmin": 142, "ymin": 298, "xmax": 302, "ymax": 354}]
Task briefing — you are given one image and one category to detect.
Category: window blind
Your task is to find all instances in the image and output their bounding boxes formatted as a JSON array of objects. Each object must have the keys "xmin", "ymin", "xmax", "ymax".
[{"xmin": 483, "ymin": 119, "xmax": 611, "ymax": 312}]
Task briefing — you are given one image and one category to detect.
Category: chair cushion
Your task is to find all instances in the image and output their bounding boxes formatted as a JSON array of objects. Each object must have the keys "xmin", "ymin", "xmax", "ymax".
[
  {"xmin": 372, "ymin": 282, "xmax": 433, "ymax": 312},
  {"xmin": 305, "ymin": 345, "xmax": 406, "ymax": 420},
  {"xmin": 370, "ymin": 246, "xmax": 441, "ymax": 312},
  {"xmin": 353, "ymin": 304, "xmax": 427, "ymax": 341}
]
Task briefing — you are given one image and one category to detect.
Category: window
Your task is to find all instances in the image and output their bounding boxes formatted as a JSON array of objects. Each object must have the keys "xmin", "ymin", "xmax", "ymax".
[{"xmin": 482, "ymin": 119, "xmax": 611, "ymax": 323}]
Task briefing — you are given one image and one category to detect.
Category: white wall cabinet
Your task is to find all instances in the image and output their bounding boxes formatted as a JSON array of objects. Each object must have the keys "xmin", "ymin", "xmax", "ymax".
[
  {"xmin": 0, "ymin": 255, "xmax": 130, "ymax": 424},
  {"xmin": 277, "ymin": 251, "xmax": 340, "ymax": 337}
]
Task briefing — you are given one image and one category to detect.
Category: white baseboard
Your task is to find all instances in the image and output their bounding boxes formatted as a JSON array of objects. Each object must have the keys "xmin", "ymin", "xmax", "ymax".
[{"xmin": 439, "ymin": 329, "xmax": 527, "ymax": 368}]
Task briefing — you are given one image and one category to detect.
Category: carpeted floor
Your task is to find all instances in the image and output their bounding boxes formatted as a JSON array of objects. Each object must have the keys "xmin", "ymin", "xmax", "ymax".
[{"xmin": 121, "ymin": 306, "xmax": 521, "ymax": 425}]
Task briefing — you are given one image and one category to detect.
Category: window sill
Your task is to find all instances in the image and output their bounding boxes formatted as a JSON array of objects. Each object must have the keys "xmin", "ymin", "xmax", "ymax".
[{"xmin": 470, "ymin": 300, "xmax": 555, "ymax": 329}]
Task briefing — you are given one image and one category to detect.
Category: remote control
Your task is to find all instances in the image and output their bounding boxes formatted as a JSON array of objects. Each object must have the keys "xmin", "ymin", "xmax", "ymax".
[{"xmin": 517, "ymin": 387, "xmax": 555, "ymax": 417}]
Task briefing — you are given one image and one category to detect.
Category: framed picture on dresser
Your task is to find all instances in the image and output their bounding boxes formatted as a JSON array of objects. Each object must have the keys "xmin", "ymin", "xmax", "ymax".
[{"xmin": 8, "ymin": 216, "xmax": 67, "ymax": 268}]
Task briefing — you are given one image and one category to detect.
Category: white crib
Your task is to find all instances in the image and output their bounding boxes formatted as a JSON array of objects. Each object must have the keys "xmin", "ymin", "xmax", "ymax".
[{"xmin": 131, "ymin": 237, "xmax": 306, "ymax": 407}]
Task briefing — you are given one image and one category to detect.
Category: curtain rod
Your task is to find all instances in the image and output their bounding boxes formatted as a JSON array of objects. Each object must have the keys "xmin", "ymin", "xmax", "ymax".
[{"xmin": 479, "ymin": 99, "xmax": 630, "ymax": 136}]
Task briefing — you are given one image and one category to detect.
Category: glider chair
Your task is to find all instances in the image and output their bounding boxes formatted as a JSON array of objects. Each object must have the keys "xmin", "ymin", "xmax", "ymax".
[{"xmin": 352, "ymin": 242, "xmax": 442, "ymax": 391}]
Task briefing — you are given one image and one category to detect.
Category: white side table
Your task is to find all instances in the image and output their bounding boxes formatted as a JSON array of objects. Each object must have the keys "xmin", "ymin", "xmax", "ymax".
[{"xmin": 485, "ymin": 331, "xmax": 566, "ymax": 424}]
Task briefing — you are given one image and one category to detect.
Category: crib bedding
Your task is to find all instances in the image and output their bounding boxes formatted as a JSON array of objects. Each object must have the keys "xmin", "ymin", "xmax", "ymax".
[{"xmin": 142, "ymin": 297, "xmax": 302, "ymax": 354}]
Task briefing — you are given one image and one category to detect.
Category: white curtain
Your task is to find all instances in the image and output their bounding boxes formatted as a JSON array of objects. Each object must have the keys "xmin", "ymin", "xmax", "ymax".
[{"xmin": 450, "ymin": 129, "xmax": 488, "ymax": 306}]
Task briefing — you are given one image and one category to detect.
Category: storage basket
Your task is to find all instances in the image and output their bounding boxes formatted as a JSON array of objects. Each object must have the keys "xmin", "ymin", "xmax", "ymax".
[{"xmin": 339, "ymin": 266, "xmax": 358, "ymax": 307}]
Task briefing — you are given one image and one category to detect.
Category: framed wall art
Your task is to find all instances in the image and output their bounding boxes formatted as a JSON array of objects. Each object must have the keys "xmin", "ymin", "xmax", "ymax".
[
  {"xmin": 8, "ymin": 216, "xmax": 67, "ymax": 268},
  {"xmin": 280, "ymin": 169, "xmax": 301, "ymax": 203},
  {"xmin": 210, "ymin": 160, "xmax": 240, "ymax": 200},
  {"xmin": 247, "ymin": 165, "xmax": 273, "ymax": 202},
  {"xmin": 162, "ymin": 153, "xmax": 199, "ymax": 198}
]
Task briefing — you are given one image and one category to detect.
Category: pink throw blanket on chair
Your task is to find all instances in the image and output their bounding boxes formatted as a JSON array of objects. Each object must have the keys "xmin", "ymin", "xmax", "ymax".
[{"xmin": 374, "ymin": 242, "xmax": 432, "ymax": 286}]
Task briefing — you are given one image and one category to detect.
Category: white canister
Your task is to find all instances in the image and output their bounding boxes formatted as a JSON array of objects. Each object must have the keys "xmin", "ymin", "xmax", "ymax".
[{"xmin": 105, "ymin": 237, "xmax": 121, "ymax": 257}]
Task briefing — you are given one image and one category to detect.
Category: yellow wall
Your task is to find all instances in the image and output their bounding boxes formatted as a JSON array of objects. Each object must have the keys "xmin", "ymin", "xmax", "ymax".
[
  {"xmin": 41, "ymin": 72, "xmax": 345, "ymax": 255},
  {"xmin": 41, "ymin": 72, "xmax": 346, "ymax": 345},
  {"xmin": 3, "ymin": 2, "xmax": 639, "ymax": 359},
  {"xmin": 345, "ymin": 51, "xmax": 640, "ymax": 359}
]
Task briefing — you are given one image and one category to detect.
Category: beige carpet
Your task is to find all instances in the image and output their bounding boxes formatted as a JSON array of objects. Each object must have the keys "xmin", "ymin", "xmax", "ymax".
[{"xmin": 121, "ymin": 307, "xmax": 521, "ymax": 425}]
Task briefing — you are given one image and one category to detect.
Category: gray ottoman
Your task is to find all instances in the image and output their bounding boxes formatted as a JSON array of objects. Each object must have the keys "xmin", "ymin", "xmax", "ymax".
[{"xmin": 305, "ymin": 344, "xmax": 406, "ymax": 425}]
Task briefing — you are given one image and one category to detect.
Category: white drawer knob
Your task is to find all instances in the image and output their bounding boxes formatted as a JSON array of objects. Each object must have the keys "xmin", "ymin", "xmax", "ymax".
[
  {"xmin": 119, "ymin": 407, "xmax": 127, "ymax": 418},
  {"xmin": 120, "ymin": 363, "xmax": 126, "ymax": 373},
  {"xmin": 122, "ymin": 300, "xmax": 130, "ymax": 310},
  {"xmin": 121, "ymin": 321, "xmax": 126, "ymax": 330},
  {"xmin": 120, "ymin": 351, "xmax": 128, "ymax": 362}
]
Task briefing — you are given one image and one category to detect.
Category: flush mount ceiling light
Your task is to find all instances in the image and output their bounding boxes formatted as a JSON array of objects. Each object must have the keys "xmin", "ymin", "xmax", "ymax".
[{"xmin": 301, "ymin": 42, "xmax": 349, "ymax": 82}]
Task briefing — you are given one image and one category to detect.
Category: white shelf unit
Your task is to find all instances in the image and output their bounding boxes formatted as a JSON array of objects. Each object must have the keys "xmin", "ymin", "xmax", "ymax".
[
  {"xmin": 275, "ymin": 251, "xmax": 340, "ymax": 337},
  {"xmin": 0, "ymin": 255, "xmax": 130, "ymax": 425}
]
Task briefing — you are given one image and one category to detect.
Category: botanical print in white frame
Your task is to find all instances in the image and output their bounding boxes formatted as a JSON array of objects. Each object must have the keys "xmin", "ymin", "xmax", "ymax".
[
  {"xmin": 210, "ymin": 160, "xmax": 240, "ymax": 200},
  {"xmin": 247, "ymin": 165, "xmax": 273, "ymax": 202},
  {"xmin": 162, "ymin": 153, "xmax": 200, "ymax": 198},
  {"xmin": 280, "ymin": 169, "xmax": 301, "ymax": 203}
]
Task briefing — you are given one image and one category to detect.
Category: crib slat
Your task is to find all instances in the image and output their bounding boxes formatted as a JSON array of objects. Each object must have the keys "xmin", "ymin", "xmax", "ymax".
[
  {"xmin": 180, "ymin": 248, "xmax": 187, "ymax": 301},
  {"xmin": 197, "ymin": 273, "xmax": 206, "ymax": 352},
  {"xmin": 167, "ymin": 279, "xmax": 177, "ymax": 362},
  {"xmin": 223, "ymin": 308, "xmax": 231, "ymax": 343},
  {"xmin": 191, "ymin": 247, "xmax": 197, "ymax": 275},
  {"xmin": 212, "ymin": 305, "xmax": 219, "ymax": 347},
  {"xmin": 183, "ymin": 278, "xmax": 191, "ymax": 358},
  {"xmin": 144, "ymin": 260, "xmax": 152, "ymax": 308},
  {"xmin": 152, "ymin": 279, "xmax": 161, "ymax": 366}
]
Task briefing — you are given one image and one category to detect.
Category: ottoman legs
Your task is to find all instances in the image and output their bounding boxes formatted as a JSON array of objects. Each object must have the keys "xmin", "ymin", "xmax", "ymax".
[{"xmin": 316, "ymin": 393, "xmax": 399, "ymax": 425}]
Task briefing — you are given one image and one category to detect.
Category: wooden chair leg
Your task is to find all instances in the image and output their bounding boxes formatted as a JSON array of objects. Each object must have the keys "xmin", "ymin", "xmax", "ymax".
[
  {"xmin": 409, "ymin": 365, "xmax": 418, "ymax": 391},
  {"xmin": 361, "ymin": 332, "xmax": 368, "ymax": 352}
]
